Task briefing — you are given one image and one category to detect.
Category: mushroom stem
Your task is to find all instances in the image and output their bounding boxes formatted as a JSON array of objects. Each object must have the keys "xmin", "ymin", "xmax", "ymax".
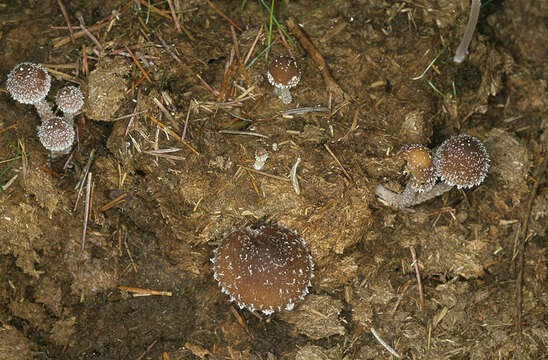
[
  {"xmin": 376, "ymin": 182, "xmax": 454, "ymax": 209},
  {"xmin": 276, "ymin": 87, "xmax": 293, "ymax": 105},
  {"xmin": 34, "ymin": 99, "xmax": 54, "ymax": 120},
  {"xmin": 453, "ymin": 0, "xmax": 481, "ymax": 63}
]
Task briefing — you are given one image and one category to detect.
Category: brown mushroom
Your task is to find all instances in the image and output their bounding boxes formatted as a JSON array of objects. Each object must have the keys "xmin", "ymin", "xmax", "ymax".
[
  {"xmin": 37, "ymin": 116, "xmax": 75, "ymax": 154},
  {"xmin": 212, "ymin": 224, "xmax": 314, "ymax": 315},
  {"xmin": 267, "ymin": 55, "xmax": 301, "ymax": 105},
  {"xmin": 6, "ymin": 62, "xmax": 53, "ymax": 120}
]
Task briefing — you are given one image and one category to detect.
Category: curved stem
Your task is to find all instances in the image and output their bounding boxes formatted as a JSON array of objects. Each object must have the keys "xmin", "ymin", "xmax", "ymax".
[{"xmin": 454, "ymin": 0, "xmax": 481, "ymax": 63}]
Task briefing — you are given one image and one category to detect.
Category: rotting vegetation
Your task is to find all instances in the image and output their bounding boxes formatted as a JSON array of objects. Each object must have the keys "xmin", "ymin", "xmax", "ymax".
[{"xmin": 0, "ymin": 0, "xmax": 546, "ymax": 359}]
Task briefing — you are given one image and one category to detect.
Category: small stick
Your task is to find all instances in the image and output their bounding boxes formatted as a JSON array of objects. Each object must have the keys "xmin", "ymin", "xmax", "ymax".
[
  {"xmin": 81, "ymin": 172, "xmax": 92, "ymax": 252},
  {"xmin": 155, "ymin": 32, "xmax": 182, "ymax": 63},
  {"xmin": 135, "ymin": 0, "xmax": 171, "ymax": 19},
  {"xmin": 370, "ymin": 327, "xmax": 401, "ymax": 358},
  {"xmin": 77, "ymin": 15, "xmax": 103, "ymax": 51},
  {"xmin": 125, "ymin": 106, "xmax": 141, "ymax": 137},
  {"xmin": 166, "ymin": 0, "xmax": 182, "ymax": 32},
  {"xmin": 0, "ymin": 123, "xmax": 18, "ymax": 135},
  {"xmin": 146, "ymin": 114, "xmax": 200, "ymax": 156},
  {"xmin": 453, "ymin": 0, "xmax": 481, "ymax": 63},
  {"xmin": 135, "ymin": 339, "xmax": 158, "ymax": 360},
  {"xmin": 196, "ymin": 74, "xmax": 220, "ymax": 96},
  {"xmin": 219, "ymin": 129, "xmax": 268, "ymax": 138},
  {"xmin": 410, "ymin": 247, "xmax": 425, "ymax": 310},
  {"xmin": 62, "ymin": 150, "xmax": 76, "ymax": 169},
  {"xmin": 56, "ymin": 0, "xmax": 75, "ymax": 43},
  {"xmin": 282, "ymin": 107, "xmax": 330, "ymax": 116},
  {"xmin": 244, "ymin": 168, "xmax": 261, "ymax": 196},
  {"xmin": 238, "ymin": 165, "xmax": 291, "ymax": 183},
  {"xmin": 41, "ymin": 67, "xmax": 81, "ymax": 84},
  {"xmin": 244, "ymin": 24, "xmax": 263, "ymax": 65},
  {"xmin": 181, "ymin": 101, "xmax": 192, "ymax": 142},
  {"xmin": 277, "ymin": 26, "xmax": 295, "ymax": 60},
  {"xmin": 230, "ymin": 25, "xmax": 251, "ymax": 86},
  {"xmin": 53, "ymin": 21, "xmax": 109, "ymax": 48},
  {"xmin": 82, "ymin": 44, "xmax": 89, "ymax": 75},
  {"xmin": 206, "ymin": 0, "xmax": 242, "ymax": 31},
  {"xmin": 74, "ymin": 149, "xmax": 95, "ymax": 209},
  {"xmin": 515, "ymin": 156, "xmax": 546, "ymax": 334},
  {"xmin": 153, "ymin": 97, "xmax": 178, "ymax": 130},
  {"xmin": 290, "ymin": 157, "xmax": 301, "ymax": 195},
  {"xmin": 99, "ymin": 193, "xmax": 127, "ymax": 212},
  {"xmin": 118, "ymin": 286, "xmax": 172, "ymax": 296},
  {"xmin": 286, "ymin": 18, "xmax": 345, "ymax": 103},
  {"xmin": 125, "ymin": 46, "xmax": 153, "ymax": 83},
  {"xmin": 324, "ymin": 143, "xmax": 354, "ymax": 183}
]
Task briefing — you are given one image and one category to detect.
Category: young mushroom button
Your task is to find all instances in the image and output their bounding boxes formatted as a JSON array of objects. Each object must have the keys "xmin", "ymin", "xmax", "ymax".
[
  {"xmin": 56, "ymin": 86, "xmax": 84, "ymax": 124},
  {"xmin": 38, "ymin": 116, "xmax": 75, "ymax": 154},
  {"xmin": 267, "ymin": 55, "xmax": 301, "ymax": 105},
  {"xmin": 6, "ymin": 62, "xmax": 53, "ymax": 119},
  {"xmin": 212, "ymin": 224, "xmax": 314, "ymax": 315}
]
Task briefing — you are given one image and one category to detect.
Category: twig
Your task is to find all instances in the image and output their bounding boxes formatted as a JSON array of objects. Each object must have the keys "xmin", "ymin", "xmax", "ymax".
[
  {"xmin": 166, "ymin": 0, "xmax": 182, "ymax": 32},
  {"xmin": 0, "ymin": 123, "xmax": 18, "ymax": 135},
  {"xmin": 146, "ymin": 114, "xmax": 200, "ymax": 156},
  {"xmin": 410, "ymin": 247, "xmax": 425, "ymax": 310},
  {"xmin": 286, "ymin": 18, "xmax": 345, "ymax": 102},
  {"xmin": 290, "ymin": 157, "xmax": 301, "ymax": 195},
  {"xmin": 205, "ymin": 0, "xmax": 242, "ymax": 31},
  {"xmin": 153, "ymin": 97, "xmax": 178, "ymax": 130},
  {"xmin": 125, "ymin": 46, "xmax": 152, "ymax": 83},
  {"xmin": 74, "ymin": 149, "xmax": 95, "ymax": 209},
  {"xmin": 244, "ymin": 24, "xmax": 263, "ymax": 65},
  {"xmin": 100, "ymin": 192, "xmax": 127, "ymax": 212},
  {"xmin": 135, "ymin": 339, "xmax": 158, "ymax": 360},
  {"xmin": 370, "ymin": 327, "xmax": 401, "ymax": 358},
  {"xmin": 238, "ymin": 165, "xmax": 291, "ymax": 183},
  {"xmin": 219, "ymin": 129, "xmax": 268, "ymax": 138},
  {"xmin": 77, "ymin": 15, "xmax": 103, "ymax": 51},
  {"xmin": 181, "ymin": 101, "xmax": 192, "ymax": 142},
  {"xmin": 81, "ymin": 172, "xmax": 92, "ymax": 252},
  {"xmin": 56, "ymin": 0, "xmax": 75, "ymax": 43},
  {"xmin": 118, "ymin": 286, "xmax": 172, "ymax": 296},
  {"xmin": 155, "ymin": 32, "xmax": 182, "ymax": 63},
  {"xmin": 324, "ymin": 144, "xmax": 354, "ymax": 183},
  {"xmin": 282, "ymin": 107, "xmax": 330, "ymax": 116},
  {"xmin": 515, "ymin": 156, "xmax": 546, "ymax": 334},
  {"xmin": 196, "ymin": 74, "xmax": 220, "ymax": 96}
]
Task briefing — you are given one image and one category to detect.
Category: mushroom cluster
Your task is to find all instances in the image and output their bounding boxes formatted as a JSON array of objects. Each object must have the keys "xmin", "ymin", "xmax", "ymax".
[
  {"xmin": 6, "ymin": 62, "xmax": 83, "ymax": 155},
  {"xmin": 376, "ymin": 134, "xmax": 490, "ymax": 209},
  {"xmin": 212, "ymin": 224, "xmax": 314, "ymax": 315}
]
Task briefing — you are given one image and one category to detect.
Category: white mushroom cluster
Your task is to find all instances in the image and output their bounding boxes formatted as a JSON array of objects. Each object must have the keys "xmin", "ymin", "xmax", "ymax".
[{"xmin": 7, "ymin": 62, "xmax": 84, "ymax": 154}]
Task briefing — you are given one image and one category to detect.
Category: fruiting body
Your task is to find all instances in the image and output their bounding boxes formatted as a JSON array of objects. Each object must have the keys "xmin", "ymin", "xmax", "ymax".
[
  {"xmin": 434, "ymin": 134, "xmax": 489, "ymax": 188},
  {"xmin": 376, "ymin": 134, "xmax": 489, "ymax": 209},
  {"xmin": 267, "ymin": 55, "xmax": 301, "ymax": 105},
  {"xmin": 212, "ymin": 224, "xmax": 314, "ymax": 315},
  {"xmin": 6, "ymin": 62, "xmax": 53, "ymax": 119},
  {"xmin": 56, "ymin": 86, "xmax": 84, "ymax": 124},
  {"xmin": 38, "ymin": 116, "xmax": 75, "ymax": 154},
  {"xmin": 399, "ymin": 144, "xmax": 437, "ymax": 192}
]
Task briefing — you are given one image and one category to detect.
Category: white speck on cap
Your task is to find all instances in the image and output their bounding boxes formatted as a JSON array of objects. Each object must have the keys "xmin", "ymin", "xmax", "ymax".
[{"xmin": 6, "ymin": 63, "xmax": 51, "ymax": 104}]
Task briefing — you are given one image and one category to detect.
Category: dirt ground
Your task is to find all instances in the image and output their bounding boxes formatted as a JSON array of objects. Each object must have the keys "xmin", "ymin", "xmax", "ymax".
[{"xmin": 0, "ymin": 0, "xmax": 546, "ymax": 359}]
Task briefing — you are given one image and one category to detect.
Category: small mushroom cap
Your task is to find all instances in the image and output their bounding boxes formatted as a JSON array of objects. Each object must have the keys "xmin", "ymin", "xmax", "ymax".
[
  {"xmin": 212, "ymin": 224, "xmax": 314, "ymax": 315},
  {"xmin": 38, "ymin": 116, "xmax": 75, "ymax": 153},
  {"xmin": 6, "ymin": 63, "xmax": 51, "ymax": 104},
  {"xmin": 267, "ymin": 55, "xmax": 301, "ymax": 89},
  {"xmin": 435, "ymin": 134, "xmax": 489, "ymax": 188},
  {"xmin": 56, "ymin": 86, "xmax": 84, "ymax": 114},
  {"xmin": 399, "ymin": 144, "xmax": 437, "ymax": 192}
]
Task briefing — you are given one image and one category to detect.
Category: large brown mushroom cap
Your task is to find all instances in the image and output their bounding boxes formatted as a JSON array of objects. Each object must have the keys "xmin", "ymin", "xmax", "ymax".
[
  {"xmin": 6, "ymin": 63, "xmax": 51, "ymax": 105},
  {"xmin": 399, "ymin": 144, "xmax": 437, "ymax": 192},
  {"xmin": 434, "ymin": 134, "xmax": 489, "ymax": 188},
  {"xmin": 267, "ymin": 55, "xmax": 301, "ymax": 89},
  {"xmin": 212, "ymin": 224, "xmax": 314, "ymax": 315},
  {"xmin": 56, "ymin": 86, "xmax": 84, "ymax": 114}
]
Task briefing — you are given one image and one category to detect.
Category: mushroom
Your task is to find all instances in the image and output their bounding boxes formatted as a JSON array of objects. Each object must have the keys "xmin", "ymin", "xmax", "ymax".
[
  {"xmin": 211, "ymin": 224, "xmax": 314, "ymax": 315},
  {"xmin": 253, "ymin": 147, "xmax": 269, "ymax": 170},
  {"xmin": 376, "ymin": 134, "xmax": 489, "ymax": 209},
  {"xmin": 375, "ymin": 144, "xmax": 438, "ymax": 209},
  {"xmin": 55, "ymin": 86, "xmax": 84, "ymax": 124},
  {"xmin": 453, "ymin": 0, "xmax": 481, "ymax": 63},
  {"xmin": 37, "ymin": 116, "xmax": 75, "ymax": 154},
  {"xmin": 434, "ymin": 134, "xmax": 489, "ymax": 188},
  {"xmin": 267, "ymin": 55, "xmax": 301, "ymax": 105},
  {"xmin": 6, "ymin": 62, "xmax": 53, "ymax": 120}
]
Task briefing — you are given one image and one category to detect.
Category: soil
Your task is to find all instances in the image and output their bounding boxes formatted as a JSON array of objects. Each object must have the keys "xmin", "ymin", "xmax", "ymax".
[{"xmin": 0, "ymin": 0, "xmax": 546, "ymax": 359}]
